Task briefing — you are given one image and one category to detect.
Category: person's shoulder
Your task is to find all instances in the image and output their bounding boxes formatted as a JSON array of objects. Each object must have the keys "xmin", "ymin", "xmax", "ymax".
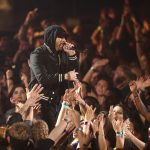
[{"xmin": 31, "ymin": 46, "xmax": 45, "ymax": 55}]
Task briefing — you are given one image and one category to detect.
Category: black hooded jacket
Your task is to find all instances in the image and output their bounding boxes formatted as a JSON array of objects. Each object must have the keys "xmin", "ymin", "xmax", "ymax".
[
  {"xmin": 29, "ymin": 25, "xmax": 78, "ymax": 103},
  {"xmin": 44, "ymin": 25, "xmax": 67, "ymax": 52}
]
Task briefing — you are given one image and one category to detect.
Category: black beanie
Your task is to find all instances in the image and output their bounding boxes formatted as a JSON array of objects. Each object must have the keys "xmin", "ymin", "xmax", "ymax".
[{"xmin": 44, "ymin": 25, "xmax": 68, "ymax": 52}]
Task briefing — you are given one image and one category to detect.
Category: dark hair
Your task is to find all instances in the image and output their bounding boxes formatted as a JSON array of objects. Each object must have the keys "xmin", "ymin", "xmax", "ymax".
[
  {"xmin": 92, "ymin": 73, "xmax": 112, "ymax": 93},
  {"xmin": 8, "ymin": 84, "xmax": 26, "ymax": 99},
  {"xmin": 114, "ymin": 103, "xmax": 128, "ymax": 120},
  {"xmin": 81, "ymin": 81, "xmax": 91, "ymax": 93},
  {"xmin": 9, "ymin": 137, "xmax": 30, "ymax": 150},
  {"xmin": 104, "ymin": 117, "xmax": 116, "ymax": 148},
  {"xmin": 0, "ymin": 115, "xmax": 6, "ymax": 126},
  {"xmin": 6, "ymin": 112, "xmax": 23, "ymax": 127},
  {"xmin": 124, "ymin": 139, "xmax": 139, "ymax": 150},
  {"xmin": 84, "ymin": 96, "xmax": 100, "ymax": 115}
]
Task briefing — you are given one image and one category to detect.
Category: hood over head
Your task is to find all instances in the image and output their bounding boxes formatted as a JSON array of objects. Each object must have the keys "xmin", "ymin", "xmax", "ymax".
[{"xmin": 44, "ymin": 25, "xmax": 68, "ymax": 52}]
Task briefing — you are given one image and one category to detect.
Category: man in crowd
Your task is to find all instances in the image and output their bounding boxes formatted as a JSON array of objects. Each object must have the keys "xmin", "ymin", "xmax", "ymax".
[{"xmin": 29, "ymin": 25, "xmax": 78, "ymax": 130}]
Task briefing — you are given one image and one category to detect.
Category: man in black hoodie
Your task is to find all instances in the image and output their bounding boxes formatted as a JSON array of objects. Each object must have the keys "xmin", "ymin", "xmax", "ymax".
[{"xmin": 29, "ymin": 25, "xmax": 78, "ymax": 131}]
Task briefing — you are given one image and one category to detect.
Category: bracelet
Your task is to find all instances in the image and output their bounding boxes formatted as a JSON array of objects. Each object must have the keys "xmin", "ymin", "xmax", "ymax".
[
  {"xmin": 90, "ymin": 67, "xmax": 97, "ymax": 72},
  {"xmin": 116, "ymin": 130, "xmax": 124, "ymax": 137},
  {"xmin": 76, "ymin": 127, "xmax": 82, "ymax": 133},
  {"xmin": 90, "ymin": 66, "xmax": 95, "ymax": 70},
  {"xmin": 63, "ymin": 103, "xmax": 70, "ymax": 109}
]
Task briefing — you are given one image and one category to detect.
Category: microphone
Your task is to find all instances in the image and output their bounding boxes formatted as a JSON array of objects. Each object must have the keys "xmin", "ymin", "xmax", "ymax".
[{"xmin": 63, "ymin": 42, "xmax": 76, "ymax": 51}]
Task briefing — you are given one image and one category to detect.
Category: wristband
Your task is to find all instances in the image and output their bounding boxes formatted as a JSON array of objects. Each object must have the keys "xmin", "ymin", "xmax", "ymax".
[
  {"xmin": 116, "ymin": 130, "xmax": 124, "ymax": 137},
  {"xmin": 90, "ymin": 66, "xmax": 95, "ymax": 71},
  {"xmin": 90, "ymin": 67, "xmax": 98, "ymax": 72},
  {"xmin": 63, "ymin": 103, "xmax": 70, "ymax": 109}
]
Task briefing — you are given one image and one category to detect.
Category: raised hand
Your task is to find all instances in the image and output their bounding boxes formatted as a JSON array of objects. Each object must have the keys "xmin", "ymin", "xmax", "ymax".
[
  {"xmin": 24, "ymin": 8, "xmax": 38, "ymax": 25},
  {"xmin": 6, "ymin": 69, "xmax": 13, "ymax": 80},
  {"xmin": 112, "ymin": 118, "xmax": 124, "ymax": 133},
  {"xmin": 85, "ymin": 106, "xmax": 96, "ymax": 122},
  {"xmin": 136, "ymin": 76, "xmax": 150, "ymax": 90},
  {"xmin": 124, "ymin": 125, "xmax": 133, "ymax": 139},
  {"xmin": 91, "ymin": 58, "xmax": 109, "ymax": 71},
  {"xmin": 92, "ymin": 119, "xmax": 99, "ymax": 134},
  {"xmin": 108, "ymin": 105, "xmax": 114, "ymax": 122},
  {"xmin": 26, "ymin": 84, "xmax": 44, "ymax": 107},
  {"xmin": 77, "ymin": 122, "xmax": 93, "ymax": 148},
  {"xmin": 98, "ymin": 113, "xmax": 105, "ymax": 132},
  {"xmin": 124, "ymin": 118, "xmax": 134, "ymax": 136},
  {"xmin": 62, "ymin": 88, "xmax": 76, "ymax": 106},
  {"xmin": 129, "ymin": 80, "xmax": 137, "ymax": 93},
  {"xmin": 129, "ymin": 76, "xmax": 150, "ymax": 92},
  {"xmin": 65, "ymin": 70, "xmax": 78, "ymax": 81}
]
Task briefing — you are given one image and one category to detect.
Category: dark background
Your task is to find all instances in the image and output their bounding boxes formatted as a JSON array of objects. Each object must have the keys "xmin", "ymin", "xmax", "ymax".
[{"xmin": 0, "ymin": 0, "xmax": 150, "ymax": 32}]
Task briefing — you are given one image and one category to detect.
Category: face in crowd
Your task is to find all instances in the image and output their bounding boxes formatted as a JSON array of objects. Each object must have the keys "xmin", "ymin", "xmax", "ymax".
[
  {"xmin": 113, "ymin": 105, "xmax": 124, "ymax": 121},
  {"xmin": 95, "ymin": 79, "xmax": 109, "ymax": 96},
  {"xmin": 10, "ymin": 86, "xmax": 27, "ymax": 104}
]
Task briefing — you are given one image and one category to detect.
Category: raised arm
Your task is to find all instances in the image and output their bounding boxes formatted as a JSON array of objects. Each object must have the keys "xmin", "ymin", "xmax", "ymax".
[
  {"xmin": 112, "ymin": 118, "xmax": 125, "ymax": 149},
  {"xmin": 91, "ymin": 26, "xmax": 102, "ymax": 45},
  {"xmin": 18, "ymin": 84, "xmax": 43, "ymax": 116},
  {"xmin": 16, "ymin": 8, "xmax": 38, "ymax": 41},
  {"xmin": 132, "ymin": 17, "xmax": 150, "ymax": 75},
  {"xmin": 98, "ymin": 113, "xmax": 107, "ymax": 150},
  {"xmin": 6, "ymin": 69, "xmax": 14, "ymax": 93},
  {"xmin": 63, "ymin": 42, "xmax": 79, "ymax": 71},
  {"xmin": 125, "ymin": 128, "xmax": 145, "ymax": 150},
  {"xmin": 82, "ymin": 58, "xmax": 109, "ymax": 84},
  {"xmin": 129, "ymin": 80, "xmax": 150, "ymax": 121}
]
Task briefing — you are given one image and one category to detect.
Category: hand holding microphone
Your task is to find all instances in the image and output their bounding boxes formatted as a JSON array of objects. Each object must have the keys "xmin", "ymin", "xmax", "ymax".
[
  {"xmin": 63, "ymin": 42, "xmax": 76, "ymax": 56},
  {"xmin": 64, "ymin": 70, "xmax": 78, "ymax": 81}
]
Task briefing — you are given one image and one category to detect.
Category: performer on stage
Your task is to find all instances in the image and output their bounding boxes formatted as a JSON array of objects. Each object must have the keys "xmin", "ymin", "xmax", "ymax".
[{"xmin": 29, "ymin": 25, "xmax": 78, "ymax": 130}]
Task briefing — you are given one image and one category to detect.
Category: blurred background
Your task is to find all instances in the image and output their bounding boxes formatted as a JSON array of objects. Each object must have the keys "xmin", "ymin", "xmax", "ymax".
[
  {"xmin": 0, "ymin": 0, "xmax": 150, "ymax": 33},
  {"xmin": 0, "ymin": 1, "xmax": 150, "ymax": 141}
]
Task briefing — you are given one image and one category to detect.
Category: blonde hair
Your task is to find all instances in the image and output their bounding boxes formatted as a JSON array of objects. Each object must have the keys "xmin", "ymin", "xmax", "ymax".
[
  {"xmin": 8, "ymin": 122, "xmax": 30, "ymax": 140},
  {"xmin": 32, "ymin": 120, "xmax": 49, "ymax": 141}
]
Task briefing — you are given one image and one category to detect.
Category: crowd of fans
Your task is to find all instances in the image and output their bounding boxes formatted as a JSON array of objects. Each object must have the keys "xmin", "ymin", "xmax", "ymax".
[{"xmin": 0, "ymin": 0, "xmax": 150, "ymax": 149}]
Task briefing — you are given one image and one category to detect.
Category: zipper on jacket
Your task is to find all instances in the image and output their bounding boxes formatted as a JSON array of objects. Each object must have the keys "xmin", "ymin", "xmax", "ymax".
[{"xmin": 58, "ymin": 54, "xmax": 61, "ymax": 67}]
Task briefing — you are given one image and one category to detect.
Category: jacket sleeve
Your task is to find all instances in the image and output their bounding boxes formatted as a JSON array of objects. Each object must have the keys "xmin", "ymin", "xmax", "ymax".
[
  {"xmin": 67, "ymin": 54, "xmax": 79, "ymax": 71},
  {"xmin": 30, "ymin": 52, "xmax": 64, "ymax": 87}
]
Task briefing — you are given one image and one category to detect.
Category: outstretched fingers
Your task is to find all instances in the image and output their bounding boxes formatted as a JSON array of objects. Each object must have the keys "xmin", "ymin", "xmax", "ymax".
[
  {"xmin": 30, "ymin": 84, "xmax": 39, "ymax": 93},
  {"xmin": 34, "ymin": 84, "xmax": 44, "ymax": 94}
]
